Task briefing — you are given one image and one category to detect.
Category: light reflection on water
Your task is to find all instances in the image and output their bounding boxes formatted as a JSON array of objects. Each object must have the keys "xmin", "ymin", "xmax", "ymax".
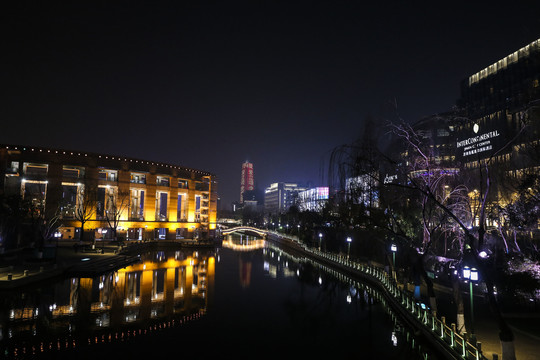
[{"xmin": 0, "ymin": 234, "xmax": 435, "ymax": 359}]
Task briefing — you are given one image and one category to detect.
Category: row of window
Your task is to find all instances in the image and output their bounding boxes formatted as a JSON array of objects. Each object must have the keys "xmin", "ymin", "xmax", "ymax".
[
  {"xmin": 21, "ymin": 182, "xmax": 209, "ymax": 223},
  {"xmin": 7, "ymin": 162, "xmax": 208, "ymax": 191}
]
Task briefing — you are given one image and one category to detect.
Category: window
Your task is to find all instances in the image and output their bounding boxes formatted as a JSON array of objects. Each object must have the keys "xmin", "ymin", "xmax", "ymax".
[
  {"xmin": 7, "ymin": 161, "xmax": 19, "ymax": 174},
  {"xmin": 176, "ymin": 228, "xmax": 187, "ymax": 239},
  {"xmin": 61, "ymin": 183, "xmax": 81, "ymax": 218},
  {"xmin": 177, "ymin": 194, "xmax": 187, "ymax": 221},
  {"xmin": 178, "ymin": 180, "xmax": 189, "ymax": 189},
  {"xmin": 195, "ymin": 195, "xmax": 201, "ymax": 221},
  {"xmin": 156, "ymin": 192, "xmax": 168, "ymax": 221},
  {"xmin": 157, "ymin": 176, "xmax": 169, "ymax": 187},
  {"xmin": 98, "ymin": 169, "xmax": 117, "ymax": 181},
  {"xmin": 156, "ymin": 228, "xmax": 167, "ymax": 240},
  {"xmin": 130, "ymin": 173, "xmax": 146, "ymax": 184},
  {"xmin": 63, "ymin": 166, "xmax": 83, "ymax": 179},
  {"xmin": 195, "ymin": 182, "xmax": 209, "ymax": 191},
  {"xmin": 96, "ymin": 186, "xmax": 116, "ymax": 218},
  {"xmin": 130, "ymin": 189, "xmax": 145, "ymax": 220},
  {"xmin": 23, "ymin": 163, "xmax": 48, "ymax": 177},
  {"xmin": 21, "ymin": 180, "xmax": 47, "ymax": 212}
]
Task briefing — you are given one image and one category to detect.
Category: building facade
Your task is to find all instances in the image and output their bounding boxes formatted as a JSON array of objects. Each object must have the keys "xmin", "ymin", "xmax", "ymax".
[
  {"xmin": 297, "ymin": 187, "xmax": 329, "ymax": 212},
  {"xmin": 240, "ymin": 161, "xmax": 254, "ymax": 203},
  {"xmin": 456, "ymin": 38, "xmax": 540, "ymax": 212},
  {"xmin": 264, "ymin": 182, "xmax": 307, "ymax": 215},
  {"xmin": 0, "ymin": 144, "xmax": 218, "ymax": 245},
  {"xmin": 456, "ymin": 38, "xmax": 540, "ymax": 166}
]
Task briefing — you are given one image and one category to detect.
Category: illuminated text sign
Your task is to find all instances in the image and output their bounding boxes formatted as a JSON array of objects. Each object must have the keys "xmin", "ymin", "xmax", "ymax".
[{"xmin": 456, "ymin": 130, "xmax": 500, "ymax": 157}]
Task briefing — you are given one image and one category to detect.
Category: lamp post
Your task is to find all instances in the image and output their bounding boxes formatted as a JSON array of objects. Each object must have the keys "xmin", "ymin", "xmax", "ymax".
[
  {"xmin": 346, "ymin": 237, "xmax": 352, "ymax": 259},
  {"xmin": 54, "ymin": 231, "xmax": 62, "ymax": 263},
  {"xmin": 318, "ymin": 233, "xmax": 323, "ymax": 251},
  {"xmin": 390, "ymin": 243, "xmax": 397, "ymax": 281},
  {"xmin": 462, "ymin": 266, "xmax": 478, "ymax": 335},
  {"xmin": 390, "ymin": 243, "xmax": 397, "ymax": 267}
]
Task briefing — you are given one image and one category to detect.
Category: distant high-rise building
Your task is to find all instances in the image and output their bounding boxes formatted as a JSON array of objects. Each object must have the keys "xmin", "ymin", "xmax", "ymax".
[
  {"xmin": 240, "ymin": 161, "xmax": 254, "ymax": 203},
  {"xmin": 264, "ymin": 182, "xmax": 307, "ymax": 215}
]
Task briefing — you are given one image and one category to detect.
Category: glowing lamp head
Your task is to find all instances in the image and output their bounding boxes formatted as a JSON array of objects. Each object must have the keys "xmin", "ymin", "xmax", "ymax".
[
  {"xmin": 470, "ymin": 268, "xmax": 478, "ymax": 281},
  {"xmin": 346, "ymin": 237, "xmax": 352, "ymax": 243},
  {"xmin": 462, "ymin": 266, "xmax": 471, "ymax": 279},
  {"xmin": 391, "ymin": 244, "xmax": 397, "ymax": 252}
]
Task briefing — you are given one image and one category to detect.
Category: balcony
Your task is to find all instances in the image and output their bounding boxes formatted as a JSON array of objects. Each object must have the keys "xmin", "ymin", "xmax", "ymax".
[
  {"xmin": 195, "ymin": 183, "xmax": 209, "ymax": 191},
  {"xmin": 156, "ymin": 178, "xmax": 170, "ymax": 187},
  {"xmin": 130, "ymin": 178, "xmax": 146, "ymax": 184},
  {"xmin": 63, "ymin": 167, "xmax": 83, "ymax": 179},
  {"xmin": 178, "ymin": 180, "xmax": 189, "ymax": 189},
  {"xmin": 98, "ymin": 172, "xmax": 117, "ymax": 182}
]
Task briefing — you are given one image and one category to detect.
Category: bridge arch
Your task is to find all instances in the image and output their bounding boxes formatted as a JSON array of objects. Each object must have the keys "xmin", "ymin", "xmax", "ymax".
[{"xmin": 221, "ymin": 226, "xmax": 267, "ymax": 237}]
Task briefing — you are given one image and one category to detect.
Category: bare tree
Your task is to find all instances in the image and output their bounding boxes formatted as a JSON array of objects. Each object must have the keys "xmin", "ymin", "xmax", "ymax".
[
  {"xmin": 74, "ymin": 186, "xmax": 96, "ymax": 243},
  {"xmin": 104, "ymin": 189, "xmax": 129, "ymax": 241}
]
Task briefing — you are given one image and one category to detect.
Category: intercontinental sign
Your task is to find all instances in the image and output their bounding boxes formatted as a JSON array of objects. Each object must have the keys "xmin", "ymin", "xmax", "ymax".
[{"xmin": 456, "ymin": 124, "xmax": 501, "ymax": 158}]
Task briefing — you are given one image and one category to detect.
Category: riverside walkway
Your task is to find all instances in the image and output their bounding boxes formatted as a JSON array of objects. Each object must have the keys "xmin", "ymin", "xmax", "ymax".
[{"xmin": 266, "ymin": 231, "xmax": 539, "ymax": 360}]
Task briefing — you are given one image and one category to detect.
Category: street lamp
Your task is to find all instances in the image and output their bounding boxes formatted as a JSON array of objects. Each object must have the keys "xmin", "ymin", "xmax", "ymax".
[
  {"xmin": 390, "ymin": 243, "xmax": 397, "ymax": 280},
  {"xmin": 318, "ymin": 233, "xmax": 323, "ymax": 251},
  {"xmin": 54, "ymin": 231, "xmax": 62, "ymax": 263},
  {"xmin": 346, "ymin": 237, "xmax": 352, "ymax": 259},
  {"xmin": 390, "ymin": 243, "xmax": 397, "ymax": 267},
  {"xmin": 462, "ymin": 266, "xmax": 478, "ymax": 335}
]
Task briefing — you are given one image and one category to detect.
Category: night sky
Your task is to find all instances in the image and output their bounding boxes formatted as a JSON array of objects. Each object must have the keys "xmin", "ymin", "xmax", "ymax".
[{"xmin": 3, "ymin": 1, "xmax": 540, "ymax": 208}]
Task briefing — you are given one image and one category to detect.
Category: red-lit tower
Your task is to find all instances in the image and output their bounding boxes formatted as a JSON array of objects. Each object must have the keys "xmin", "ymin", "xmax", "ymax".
[{"xmin": 240, "ymin": 160, "xmax": 254, "ymax": 203}]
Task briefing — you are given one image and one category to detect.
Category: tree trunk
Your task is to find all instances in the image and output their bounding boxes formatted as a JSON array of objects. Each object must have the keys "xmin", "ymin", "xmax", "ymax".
[
  {"xmin": 497, "ymin": 223, "xmax": 509, "ymax": 253},
  {"xmin": 418, "ymin": 256, "xmax": 438, "ymax": 316},
  {"xmin": 513, "ymin": 230, "xmax": 521, "ymax": 252},
  {"xmin": 472, "ymin": 232, "xmax": 517, "ymax": 360},
  {"xmin": 80, "ymin": 223, "xmax": 85, "ymax": 242},
  {"xmin": 452, "ymin": 275, "xmax": 467, "ymax": 334}
]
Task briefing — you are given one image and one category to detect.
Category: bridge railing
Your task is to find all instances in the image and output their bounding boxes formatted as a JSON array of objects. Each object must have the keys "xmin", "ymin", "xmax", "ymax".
[{"xmin": 221, "ymin": 226, "xmax": 267, "ymax": 236}]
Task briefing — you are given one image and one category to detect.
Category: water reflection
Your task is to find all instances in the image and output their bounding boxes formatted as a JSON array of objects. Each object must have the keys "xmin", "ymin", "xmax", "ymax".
[
  {"xmin": 1, "ymin": 236, "xmax": 436, "ymax": 359},
  {"xmin": 221, "ymin": 234, "xmax": 265, "ymax": 251},
  {"xmin": 262, "ymin": 242, "xmax": 437, "ymax": 359},
  {"xmin": 0, "ymin": 249, "xmax": 214, "ymax": 358},
  {"xmin": 221, "ymin": 234, "xmax": 266, "ymax": 288}
]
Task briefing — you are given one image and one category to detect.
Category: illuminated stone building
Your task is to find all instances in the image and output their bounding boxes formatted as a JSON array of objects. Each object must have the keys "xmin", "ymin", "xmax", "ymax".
[{"xmin": 0, "ymin": 144, "xmax": 218, "ymax": 243}]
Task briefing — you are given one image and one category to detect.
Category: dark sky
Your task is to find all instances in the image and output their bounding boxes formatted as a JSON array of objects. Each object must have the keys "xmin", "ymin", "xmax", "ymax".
[{"xmin": 3, "ymin": 1, "xmax": 540, "ymax": 208}]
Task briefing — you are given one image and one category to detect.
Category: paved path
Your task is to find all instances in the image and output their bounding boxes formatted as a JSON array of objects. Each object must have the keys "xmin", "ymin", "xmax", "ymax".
[{"xmin": 417, "ymin": 282, "xmax": 540, "ymax": 360}]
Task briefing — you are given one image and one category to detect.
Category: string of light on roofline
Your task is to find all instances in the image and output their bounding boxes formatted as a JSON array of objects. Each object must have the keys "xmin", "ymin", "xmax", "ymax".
[{"xmin": 3, "ymin": 144, "xmax": 213, "ymax": 176}]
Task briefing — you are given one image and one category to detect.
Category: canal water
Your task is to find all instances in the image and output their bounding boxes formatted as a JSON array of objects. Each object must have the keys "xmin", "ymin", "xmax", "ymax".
[{"xmin": 1, "ymin": 235, "xmax": 437, "ymax": 359}]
